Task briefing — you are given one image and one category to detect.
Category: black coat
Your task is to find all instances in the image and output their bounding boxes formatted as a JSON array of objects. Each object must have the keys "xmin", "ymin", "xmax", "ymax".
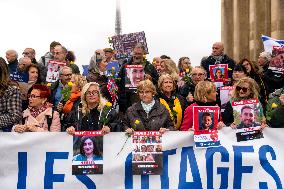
[
  {"xmin": 221, "ymin": 101, "xmax": 234, "ymax": 126},
  {"xmin": 201, "ymin": 54, "xmax": 236, "ymax": 79},
  {"xmin": 117, "ymin": 59, "xmax": 159, "ymax": 112},
  {"xmin": 123, "ymin": 100, "xmax": 175, "ymax": 131},
  {"xmin": 63, "ymin": 101, "xmax": 122, "ymax": 132},
  {"xmin": 262, "ymin": 64, "xmax": 284, "ymax": 94}
]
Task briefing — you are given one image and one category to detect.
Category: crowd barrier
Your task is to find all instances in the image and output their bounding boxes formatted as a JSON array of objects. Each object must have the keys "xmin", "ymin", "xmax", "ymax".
[{"xmin": 0, "ymin": 128, "xmax": 283, "ymax": 189}]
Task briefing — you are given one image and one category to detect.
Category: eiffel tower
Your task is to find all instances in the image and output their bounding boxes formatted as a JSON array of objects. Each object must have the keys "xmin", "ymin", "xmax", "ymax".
[{"xmin": 115, "ymin": 0, "xmax": 122, "ymax": 35}]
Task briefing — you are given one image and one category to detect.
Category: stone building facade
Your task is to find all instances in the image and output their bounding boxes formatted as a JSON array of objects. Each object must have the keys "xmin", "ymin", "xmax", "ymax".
[{"xmin": 221, "ymin": 0, "xmax": 284, "ymax": 62}]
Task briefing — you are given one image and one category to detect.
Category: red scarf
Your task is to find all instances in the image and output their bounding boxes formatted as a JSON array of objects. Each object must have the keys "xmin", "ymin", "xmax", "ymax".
[
  {"xmin": 63, "ymin": 91, "xmax": 81, "ymax": 113},
  {"xmin": 29, "ymin": 102, "xmax": 52, "ymax": 118}
]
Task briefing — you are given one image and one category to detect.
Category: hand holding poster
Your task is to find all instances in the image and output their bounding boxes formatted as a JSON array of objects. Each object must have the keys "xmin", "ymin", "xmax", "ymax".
[
  {"xmin": 46, "ymin": 60, "xmax": 66, "ymax": 82},
  {"xmin": 193, "ymin": 106, "xmax": 221, "ymax": 148},
  {"xmin": 132, "ymin": 131, "xmax": 163, "ymax": 175},
  {"xmin": 231, "ymin": 99, "xmax": 264, "ymax": 142},
  {"xmin": 125, "ymin": 65, "xmax": 145, "ymax": 91},
  {"xmin": 72, "ymin": 131, "xmax": 103, "ymax": 175}
]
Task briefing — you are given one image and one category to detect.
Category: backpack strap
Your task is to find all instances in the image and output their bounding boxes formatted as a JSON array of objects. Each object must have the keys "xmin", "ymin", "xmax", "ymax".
[{"xmin": 46, "ymin": 109, "xmax": 54, "ymax": 131}]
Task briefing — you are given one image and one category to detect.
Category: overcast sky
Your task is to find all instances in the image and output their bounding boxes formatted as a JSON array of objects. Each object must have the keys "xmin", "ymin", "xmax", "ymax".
[{"xmin": 0, "ymin": 0, "xmax": 221, "ymax": 71}]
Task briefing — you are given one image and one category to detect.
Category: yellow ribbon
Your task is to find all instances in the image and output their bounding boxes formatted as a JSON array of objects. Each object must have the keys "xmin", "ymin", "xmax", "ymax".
[{"xmin": 159, "ymin": 98, "xmax": 183, "ymax": 130}]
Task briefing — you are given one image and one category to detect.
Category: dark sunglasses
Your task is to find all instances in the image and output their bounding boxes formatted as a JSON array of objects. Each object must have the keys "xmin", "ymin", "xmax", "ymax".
[{"xmin": 236, "ymin": 86, "xmax": 248, "ymax": 93}]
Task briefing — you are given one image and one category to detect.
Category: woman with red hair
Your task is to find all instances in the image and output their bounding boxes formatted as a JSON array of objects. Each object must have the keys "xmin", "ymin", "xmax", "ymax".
[{"xmin": 13, "ymin": 84, "xmax": 61, "ymax": 132}]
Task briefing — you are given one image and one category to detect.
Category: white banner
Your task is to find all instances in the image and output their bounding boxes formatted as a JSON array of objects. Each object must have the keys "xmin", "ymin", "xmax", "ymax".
[{"xmin": 0, "ymin": 128, "xmax": 283, "ymax": 189}]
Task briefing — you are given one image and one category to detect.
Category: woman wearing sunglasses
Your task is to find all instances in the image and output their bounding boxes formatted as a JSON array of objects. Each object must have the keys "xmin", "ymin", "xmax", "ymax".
[{"xmin": 222, "ymin": 77, "xmax": 266, "ymax": 128}]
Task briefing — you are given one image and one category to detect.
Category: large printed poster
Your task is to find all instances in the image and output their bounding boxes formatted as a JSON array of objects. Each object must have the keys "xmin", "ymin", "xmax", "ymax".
[
  {"xmin": 0, "ymin": 131, "xmax": 284, "ymax": 188},
  {"xmin": 269, "ymin": 46, "xmax": 284, "ymax": 74},
  {"xmin": 46, "ymin": 60, "xmax": 66, "ymax": 82},
  {"xmin": 232, "ymin": 99, "xmax": 264, "ymax": 142},
  {"xmin": 125, "ymin": 65, "xmax": 145, "ymax": 91},
  {"xmin": 132, "ymin": 131, "xmax": 163, "ymax": 175},
  {"xmin": 193, "ymin": 106, "xmax": 221, "ymax": 148},
  {"xmin": 72, "ymin": 131, "xmax": 103, "ymax": 175},
  {"xmin": 110, "ymin": 31, "xmax": 148, "ymax": 58}
]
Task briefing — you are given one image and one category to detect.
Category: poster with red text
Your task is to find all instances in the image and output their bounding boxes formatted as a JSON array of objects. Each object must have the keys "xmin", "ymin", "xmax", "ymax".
[
  {"xmin": 269, "ymin": 46, "xmax": 284, "ymax": 74},
  {"xmin": 132, "ymin": 131, "xmax": 163, "ymax": 175},
  {"xmin": 209, "ymin": 64, "xmax": 228, "ymax": 88},
  {"xmin": 72, "ymin": 131, "xmax": 103, "ymax": 175},
  {"xmin": 46, "ymin": 60, "xmax": 66, "ymax": 82},
  {"xmin": 125, "ymin": 65, "xmax": 145, "ymax": 91},
  {"xmin": 231, "ymin": 98, "xmax": 264, "ymax": 142},
  {"xmin": 193, "ymin": 106, "xmax": 221, "ymax": 148}
]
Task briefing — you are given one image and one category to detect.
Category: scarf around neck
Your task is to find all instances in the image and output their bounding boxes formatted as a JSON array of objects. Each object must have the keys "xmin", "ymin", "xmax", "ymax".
[
  {"xmin": 63, "ymin": 91, "xmax": 81, "ymax": 113},
  {"xmin": 141, "ymin": 99, "xmax": 155, "ymax": 114},
  {"xmin": 29, "ymin": 102, "xmax": 52, "ymax": 118}
]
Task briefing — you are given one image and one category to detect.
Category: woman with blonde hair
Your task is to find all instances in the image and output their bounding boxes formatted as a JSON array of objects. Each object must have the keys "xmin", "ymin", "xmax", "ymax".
[
  {"xmin": 222, "ymin": 77, "xmax": 266, "ymax": 128},
  {"xmin": 123, "ymin": 80, "xmax": 174, "ymax": 134},
  {"xmin": 239, "ymin": 58, "xmax": 268, "ymax": 106},
  {"xmin": 160, "ymin": 59, "xmax": 179, "ymax": 81},
  {"xmin": 59, "ymin": 74, "xmax": 87, "ymax": 131},
  {"xmin": 157, "ymin": 74, "xmax": 187, "ymax": 130},
  {"xmin": 180, "ymin": 81, "xmax": 224, "ymax": 131},
  {"xmin": 178, "ymin": 57, "xmax": 192, "ymax": 77},
  {"xmin": 65, "ymin": 82, "xmax": 121, "ymax": 135}
]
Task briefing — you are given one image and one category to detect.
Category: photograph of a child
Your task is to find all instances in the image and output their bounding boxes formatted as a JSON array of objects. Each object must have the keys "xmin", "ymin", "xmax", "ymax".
[{"xmin": 199, "ymin": 112, "xmax": 214, "ymax": 131}]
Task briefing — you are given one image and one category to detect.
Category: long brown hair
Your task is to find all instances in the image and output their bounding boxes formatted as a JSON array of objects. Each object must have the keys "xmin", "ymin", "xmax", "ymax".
[{"xmin": 0, "ymin": 57, "xmax": 17, "ymax": 96}]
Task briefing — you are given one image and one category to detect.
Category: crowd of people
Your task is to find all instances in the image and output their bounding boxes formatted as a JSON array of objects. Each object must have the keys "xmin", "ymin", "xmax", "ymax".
[{"xmin": 1, "ymin": 41, "xmax": 284, "ymax": 136}]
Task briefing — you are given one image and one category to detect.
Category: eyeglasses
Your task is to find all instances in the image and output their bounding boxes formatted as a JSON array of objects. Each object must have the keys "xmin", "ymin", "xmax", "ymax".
[
  {"xmin": 53, "ymin": 52, "xmax": 63, "ymax": 55},
  {"xmin": 236, "ymin": 86, "xmax": 249, "ymax": 93},
  {"xmin": 28, "ymin": 94, "xmax": 41, "ymax": 99},
  {"xmin": 22, "ymin": 52, "xmax": 30, "ymax": 55},
  {"xmin": 191, "ymin": 73, "xmax": 204, "ymax": 77},
  {"xmin": 62, "ymin": 73, "xmax": 72, "ymax": 77},
  {"xmin": 86, "ymin": 90, "xmax": 99, "ymax": 96}
]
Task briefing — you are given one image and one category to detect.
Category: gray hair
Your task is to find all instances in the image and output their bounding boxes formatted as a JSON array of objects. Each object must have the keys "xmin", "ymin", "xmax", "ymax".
[
  {"xmin": 6, "ymin": 49, "xmax": 18, "ymax": 59},
  {"xmin": 259, "ymin": 52, "xmax": 271, "ymax": 62},
  {"xmin": 59, "ymin": 66, "xmax": 72, "ymax": 76}
]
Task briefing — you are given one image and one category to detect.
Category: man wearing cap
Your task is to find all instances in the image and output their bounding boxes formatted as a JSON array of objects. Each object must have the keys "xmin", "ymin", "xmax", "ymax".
[{"xmin": 103, "ymin": 48, "xmax": 116, "ymax": 63}]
